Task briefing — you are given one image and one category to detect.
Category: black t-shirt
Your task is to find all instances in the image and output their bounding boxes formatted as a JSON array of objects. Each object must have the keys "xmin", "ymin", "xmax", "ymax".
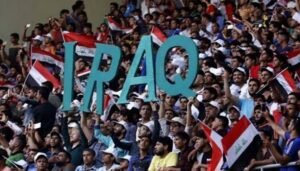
[{"xmin": 32, "ymin": 102, "xmax": 57, "ymax": 138}]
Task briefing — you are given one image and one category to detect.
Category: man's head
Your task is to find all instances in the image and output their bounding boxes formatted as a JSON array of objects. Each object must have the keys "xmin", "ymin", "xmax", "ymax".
[
  {"xmin": 259, "ymin": 67, "xmax": 274, "ymax": 84},
  {"xmin": 34, "ymin": 152, "xmax": 49, "ymax": 171},
  {"xmin": 49, "ymin": 132, "xmax": 62, "ymax": 148},
  {"xmin": 205, "ymin": 101, "xmax": 220, "ymax": 118},
  {"xmin": 68, "ymin": 122, "xmax": 81, "ymax": 144},
  {"xmin": 138, "ymin": 121, "xmax": 154, "ymax": 137},
  {"xmin": 202, "ymin": 87, "xmax": 218, "ymax": 102},
  {"xmin": 168, "ymin": 117, "xmax": 185, "ymax": 135},
  {"xmin": 248, "ymin": 78, "xmax": 260, "ymax": 96},
  {"xmin": 102, "ymin": 147, "xmax": 117, "ymax": 165},
  {"xmin": 232, "ymin": 67, "xmax": 246, "ymax": 85},
  {"xmin": 113, "ymin": 120, "xmax": 127, "ymax": 137},
  {"xmin": 174, "ymin": 131, "xmax": 190, "ymax": 150},
  {"xmin": 154, "ymin": 136, "xmax": 173, "ymax": 156},
  {"xmin": 10, "ymin": 33, "xmax": 19, "ymax": 44},
  {"xmin": 82, "ymin": 149, "xmax": 95, "ymax": 166},
  {"xmin": 56, "ymin": 150, "xmax": 71, "ymax": 167},
  {"xmin": 211, "ymin": 115, "xmax": 229, "ymax": 131},
  {"xmin": 138, "ymin": 135, "xmax": 151, "ymax": 151},
  {"xmin": 9, "ymin": 134, "xmax": 26, "ymax": 152},
  {"xmin": 228, "ymin": 105, "xmax": 240, "ymax": 121},
  {"xmin": 27, "ymin": 149, "xmax": 38, "ymax": 163},
  {"xmin": 36, "ymin": 87, "xmax": 50, "ymax": 102},
  {"xmin": 139, "ymin": 103, "xmax": 152, "ymax": 120},
  {"xmin": 42, "ymin": 81, "xmax": 54, "ymax": 92}
]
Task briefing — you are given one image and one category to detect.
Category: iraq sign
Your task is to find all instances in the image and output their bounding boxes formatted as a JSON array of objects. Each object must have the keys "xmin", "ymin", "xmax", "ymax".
[{"xmin": 63, "ymin": 35, "xmax": 198, "ymax": 114}]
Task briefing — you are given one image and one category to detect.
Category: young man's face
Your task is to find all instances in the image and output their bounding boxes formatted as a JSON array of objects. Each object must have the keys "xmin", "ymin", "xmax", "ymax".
[
  {"xmin": 36, "ymin": 157, "xmax": 48, "ymax": 170},
  {"xmin": 83, "ymin": 151, "xmax": 94, "ymax": 165}
]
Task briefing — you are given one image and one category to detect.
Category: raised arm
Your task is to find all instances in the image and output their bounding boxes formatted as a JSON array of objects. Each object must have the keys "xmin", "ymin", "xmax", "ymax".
[
  {"xmin": 60, "ymin": 115, "xmax": 72, "ymax": 151},
  {"xmin": 80, "ymin": 112, "xmax": 93, "ymax": 143}
]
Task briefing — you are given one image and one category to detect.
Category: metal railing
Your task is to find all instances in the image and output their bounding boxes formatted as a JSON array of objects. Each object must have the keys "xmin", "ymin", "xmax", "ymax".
[{"xmin": 254, "ymin": 161, "xmax": 298, "ymax": 171}]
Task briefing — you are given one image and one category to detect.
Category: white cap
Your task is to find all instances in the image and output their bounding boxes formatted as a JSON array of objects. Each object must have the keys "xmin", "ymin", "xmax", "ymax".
[
  {"xmin": 127, "ymin": 101, "xmax": 140, "ymax": 110},
  {"xmin": 33, "ymin": 35, "xmax": 44, "ymax": 42},
  {"xmin": 261, "ymin": 66, "xmax": 274, "ymax": 75},
  {"xmin": 287, "ymin": 1, "xmax": 297, "ymax": 9},
  {"xmin": 141, "ymin": 121, "xmax": 154, "ymax": 133},
  {"xmin": 209, "ymin": 67, "xmax": 224, "ymax": 76},
  {"xmin": 167, "ymin": 116, "xmax": 185, "ymax": 126},
  {"xmin": 233, "ymin": 67, "xmax": 247, "ymax": 75},
  {"xmin": 102, "ymin": 146, "xmax": 118, "ymax": 159},
  {"xmin": 207, "ymin": 101, "xmax": 220, "ymax": 112},
  {"xmin": 228, "ymin": 105, "xmax": 240, "ymax": 113},
  {"xmin": 113, "ymin": 120, "xmax": 128, "ymax": 131},
  {"xmin": 199, "ymin": 53, "xmax": 207, "ymax": 59},
  {"xmin": 214, "ymin": 39, "xmax": 225, "ymax": 47},
  {"xmin": 68, "ymin": 122, "xmax": 79, "ymax": 128},
  {"xmin": 34, "ymin": 152, "xmax": 48, "ymax": 163},
  {"xmin": 45, "ymin": 33, "xmax": 52, "ymax": 39},
  {"xmin": 119, "ymin": 154, "xmax": 131, "ymax": 161}
]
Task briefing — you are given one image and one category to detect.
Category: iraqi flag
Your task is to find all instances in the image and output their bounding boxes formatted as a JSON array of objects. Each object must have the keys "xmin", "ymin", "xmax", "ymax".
[
  {"xmin": 26, "ymin": 61, "xmax": 61, "ymax": 89},
  {"xmin": 107, "ymin": 16, "xmax": 133, "ymax": 34},
  {"xmin": 62, "ymin": 31, "xmax": 96, "ymax": 57},
  {"xmin": 150, "ymin": 26, "xmax": 167, "ymax": 46},
  {"xmin": 270, "ymin": 69, "xmax": 296, "ymax": 102},
  {"xmin": 287, "ymin": 48, "xmax": 300, "ymax": 68},
  {"xmin": 200, "ymin": 122, "xmax": 224, "ymax": 171},
  {"xmin": 222, "ymin": 116, "xmax": 261, "ymax": 170},
  {"xmin": 31, "ymin": 48, "xmax": 64, "ymax": 69}
]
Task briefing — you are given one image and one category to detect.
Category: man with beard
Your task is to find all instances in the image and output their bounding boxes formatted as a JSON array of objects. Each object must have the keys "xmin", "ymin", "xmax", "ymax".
[
  {"xmin": 148, "ymin": 136, "xmax": 178, "ymax": 171},
  {"xmin": 224, "ymin": 70, "xmax": 260, "ymax": 118},
  {"xmin": 94, "ymin": 117, "xmax": 129, "ymax": 158},
  {"xmin": 51, "ymin": 150, "xmax": 74, "ymax": 171}
]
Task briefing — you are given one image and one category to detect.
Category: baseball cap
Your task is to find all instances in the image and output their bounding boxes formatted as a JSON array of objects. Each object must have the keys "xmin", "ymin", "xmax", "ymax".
[
  {"xmin": 167, "ymin": 116, "xmax": 185, "ymax": 126},
  {"xmin": 228, "ymin": 105, "xmax": 241, "ymax": 113},
  {"xmin": 119, "ymin": 154, "xmax": 131, "ymax": 161},
  {"xmin": 102, "ymin": 146, "xmax": 118, "ymax": 159},
  {"xmin": 261, "ymin": 66, "xmax": 274, "ymax": 75},
  {"xmin": 32, "ymin": 35, "xmax": 44, "ymax": 42},
  {"xmin": 141, "ymin": 121, "xmax": 154, "ymax": 133},
  {"xmin": 207, "ymin": 101, "xmax": 220, "ymax": 112},
  {"xmin": 214, "ymin": 39, "xmax": 225, "ymax": 47},
  {"xmin": 34, "ymin": 152, "xmax": 48, "ymax": 163},
  {"xmin": 233, "ymin": 67, "xmax": 247, "ymax": 75},
  {"xmin": 113, "ymin": 120, "xmax": 128, "ymax": 131}
]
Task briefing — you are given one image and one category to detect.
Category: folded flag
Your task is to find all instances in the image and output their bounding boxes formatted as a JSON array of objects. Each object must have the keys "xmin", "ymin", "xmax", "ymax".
[
  {"xmin": 200, "ymin": 122, "xmax": 224, "ymax": 171},
  {"xmin": 150, "ymin": 26, "xmax": 167, "ymax": 46},
  {"xmin": 107, "ymin": 16, "xmax": 133, "ymax": 34},
  {"xmin": 27, "ymin": 61, "xmax": 61, "ymax": 88},
  {"xmin": 222, "ymin": 116, "xmax": 260, "ymax": 170},
  {"xmin": 271, "ymin": 69, "xmax": 296, "ymax": 102},
  {"xmin": 31, "ymin": 47, "xmax": 64, "ymax": 69},
  {"xmin": 62, "ymin": 31, "xmax": 96, "ymax": 57},
  {"xmin": 287, "ymin": 48, "xmax": 300, "ymax": 67}
]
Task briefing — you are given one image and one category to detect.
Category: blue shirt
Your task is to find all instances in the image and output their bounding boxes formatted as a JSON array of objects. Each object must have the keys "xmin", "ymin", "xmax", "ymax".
[
  {"xmin": 128, "ymin": 154, "xmax": 152, "ymax": 171},
  {"xmin": 280, "ymin": 133, "xmax": 300, "ymax": 171},
  {"xmin": 239, "ymin": 98, "xmax": 255, "ymax": 119}
]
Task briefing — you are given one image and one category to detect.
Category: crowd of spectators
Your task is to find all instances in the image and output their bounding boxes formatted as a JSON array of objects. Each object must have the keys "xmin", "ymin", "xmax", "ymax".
[{"xmin": 0, "ymin": 0, "xmax": 300, "ymax": 170}]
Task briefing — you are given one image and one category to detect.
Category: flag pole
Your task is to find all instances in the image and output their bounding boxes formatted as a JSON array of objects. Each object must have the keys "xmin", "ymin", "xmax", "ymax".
[{"xmin": 20, "ymin": 61, "xmax": 37, "ymax": 95}]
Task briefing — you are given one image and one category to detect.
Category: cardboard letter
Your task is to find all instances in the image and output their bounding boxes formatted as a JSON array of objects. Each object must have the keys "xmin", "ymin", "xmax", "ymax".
[
  {"xmin": 118, "ymin": 36, "xmax": 157, "ymax": 103},
  {"xmin": 156, "ymin": 35, "xmax": 198, "ymax": 97},
  {"xmin": 81, "ymin": 44, "xmax": 121, "ymax": 114}
]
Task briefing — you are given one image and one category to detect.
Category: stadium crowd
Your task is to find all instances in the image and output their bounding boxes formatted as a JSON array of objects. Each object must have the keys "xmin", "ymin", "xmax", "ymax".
[{"xmin": 0, "ymin": 0, "xmax": 300, "ymax": 170}]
